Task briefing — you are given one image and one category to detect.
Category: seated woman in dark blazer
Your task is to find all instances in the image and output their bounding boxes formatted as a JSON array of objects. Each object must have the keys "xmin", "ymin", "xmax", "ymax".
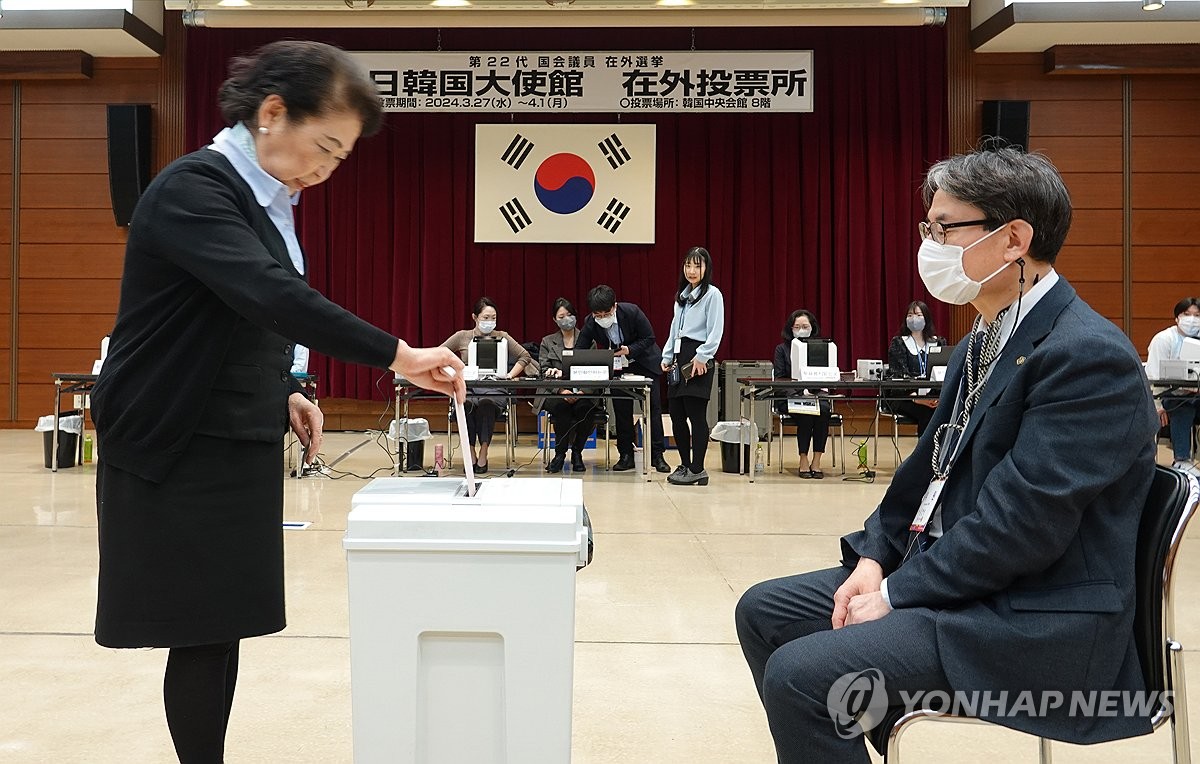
[
  {"xmin": 536, "ymin": 297, "xmax": 599, "ymax": 473},
  {"xmin": 441, "ymin": 296, "xmax": 537, "ymax": 472},
  {"xmin": 773, "ymin": 309, "xmax": 834, "ymax": 479},
  {"xmin": 884, "ymin": 299, "xmax": 942, "ymax": 436}
]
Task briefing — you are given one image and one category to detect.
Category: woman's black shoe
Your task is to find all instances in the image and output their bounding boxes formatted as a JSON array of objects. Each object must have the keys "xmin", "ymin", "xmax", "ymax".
[{"xmin": 476, "ymin": 462, "xmax": 489, "ymax": 474}]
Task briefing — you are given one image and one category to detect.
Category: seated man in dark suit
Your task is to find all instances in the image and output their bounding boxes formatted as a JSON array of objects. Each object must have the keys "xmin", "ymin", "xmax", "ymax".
[
  {"xmin": 575, "ymin": 284, "xmax": 671, "ymax": 473},
  {"xmin": 736, "ymin": 148, "xmax": 1160, "ymax": 763}
]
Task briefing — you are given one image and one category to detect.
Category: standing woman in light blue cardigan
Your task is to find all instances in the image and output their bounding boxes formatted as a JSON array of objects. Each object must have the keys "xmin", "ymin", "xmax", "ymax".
[{"xmin": 661, "ymin": 246, "xmax": 725, "ymax": 486}]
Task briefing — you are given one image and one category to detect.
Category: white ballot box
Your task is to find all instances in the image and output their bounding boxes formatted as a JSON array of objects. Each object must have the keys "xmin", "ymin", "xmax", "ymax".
[{"xmin": 344, "ymin": 477, "xmax": 587, "ymax": 764}]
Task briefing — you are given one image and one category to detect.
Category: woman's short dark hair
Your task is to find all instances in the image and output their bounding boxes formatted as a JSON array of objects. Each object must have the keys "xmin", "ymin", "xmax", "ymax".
[
  {"xmin": 782, "ymin": 309, "xmax": 821, "ymax": 342},
  {"xmin": 676, "ymin": 246, "xmax": 713, "ymax": 306},
  {"xmin": 899, "ymin": 300, "xmax": 937, "ymax": 339},
  {"xmin": 218, "ymin": 40, "xmax": 383, "ymax": 137},
  {"xmin": 472, "ymin": 296, "xmax": 497, "ymax": 317},
  {"xmin": 1173, "ymin": 297, "xmax": 1200, "ymax": 318},
  {"xmin": 552, "ymin": 297, "xmax": 576, "ymax": 318}
]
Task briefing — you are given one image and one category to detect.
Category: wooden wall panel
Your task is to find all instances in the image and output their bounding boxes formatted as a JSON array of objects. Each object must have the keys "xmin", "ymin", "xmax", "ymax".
[
  {"xmin": 1030, "ymin": 101, "xmax": 1122, "ymax": 137},
  {"xmin": 1132, "ymin": 174, "xmax": 1200, "ymax": 209},
  {"xmin": 1028, "ymin": 137, "xmax": 1123, "ymax": 172},
  {"xmin": 1131, "ymin": 247, "xmax": 1199, "ymax": 282},
  {"xmin": 1055, "ymin": 245, "xmax": 1121, "ymax": 282},
  {"xmin": 19, "ymin": 314, "xmax": 113, "ymax": 350},
  {"xmin": 22, "ymin": 174, "xmax": 112, "ymax": 210},
  {"xmin": 18, "ymin": 348, "xmax": 103, "ymax": 382},
  {"xmin": 0, "ymin": 138, "xmax": 11, "ymax": 173},
  {"xmin": 1062, "ymin": 208, "xmax": 1123, "ymax": 246},
  {"xmin": 21, "ymin": 139, "xmax": 109, "ymax": 174},
  {"xmin": 4, "ymin": 57, "xmax": 159, "ymax": 424},
  {"xmin": 975, "ymin": 54, "xmax": 1121, "ymax": 100},
  {"xmin": 1133, "ymin": 282, "xmax": 1195, "ymax": 320},
  {"xmin": 19, "ymin": 278, "xmax": 121, "ymax": 314},
  {"xmin": 21, "ymin": 209, "xmax": 127, "ymax": 245},
  {"xmin": 1132, "ymin": 138, "xmax": 1200, "ymax": 172},
  {"xmin": 0, "ymin": 173, "xmax": 10, "ymax": 209},
  {"xmin": 19, "ymin": 244, "xmax": 125, "ymax": 279},
  {"xmin": 0, "ymin": 279, "xmax": 8, "ymax": 310},
  {"xmin": 1132, "ymin": 99, "xmax": 1200, "ymax": 137},
  {"xmin": 21, "ymin": 103, "xmax": 108, "ymax": 139},
  {"xmin": 1060, "ymin": 173, "xmax": 1122, "ymax": 209},
  {"xmin": 1132, "ymin": 210, "xmax": 1200, "ymax": 244},
  {"xmin": 1073, "ymin": 281, "xmax": 1123, "ymax": 319}
]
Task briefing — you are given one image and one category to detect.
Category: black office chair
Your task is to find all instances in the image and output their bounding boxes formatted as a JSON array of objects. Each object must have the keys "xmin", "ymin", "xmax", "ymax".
[
  {"xmin": 876, "ymin": 465, "xmax": 1200, "ymax": 763},
  {"xmin": 539, "ymin": 404, "xmax": 612, "ymax": 471},
  {"xmin": 772, "ymin": 407, "xmax": 846, "ymax": 476}
]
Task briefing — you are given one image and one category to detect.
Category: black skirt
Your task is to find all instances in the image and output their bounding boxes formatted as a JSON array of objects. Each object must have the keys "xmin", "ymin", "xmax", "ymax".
[
  {"xmin": 95, "ymin": 434, "xmax": 286, "ymax": 648},
  {"xmin": 668, "ymin": 337, "xmax": 717, "ymax": 400}
]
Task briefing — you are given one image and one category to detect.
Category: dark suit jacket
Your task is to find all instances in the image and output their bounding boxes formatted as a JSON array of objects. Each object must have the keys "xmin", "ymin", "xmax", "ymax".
[
  {"xmin": 841, "ymin": 277, "xmax": 1159, "ymax": 744},
  {"xmin": 576, "ymin": 302, "xmax": 663, "ymax": 379},
  {"xmin": 92, "ymin": 149, "xmax": 397, "ymax": 483}
]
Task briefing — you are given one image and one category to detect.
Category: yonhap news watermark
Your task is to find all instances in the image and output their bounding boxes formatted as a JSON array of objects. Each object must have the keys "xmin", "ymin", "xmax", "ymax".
[{"xmin": 826, "ymin": 669, "xmax": 1172, "ymax": 739}]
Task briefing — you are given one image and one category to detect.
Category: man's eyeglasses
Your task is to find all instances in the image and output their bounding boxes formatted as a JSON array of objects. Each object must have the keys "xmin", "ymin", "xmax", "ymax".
[{"xmin": 918, "ymin": 219, "xmax": 994, "ymax": 245}]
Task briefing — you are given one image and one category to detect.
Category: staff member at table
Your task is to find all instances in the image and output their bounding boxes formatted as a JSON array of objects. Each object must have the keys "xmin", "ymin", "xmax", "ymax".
[
  {"xmin": 441, "ymin": 296, "xmax": 537, "ymax": 473},
  {"xmin": 883, "ymin": 300, "xmax": 942, "ymax": 436},
  {"xmin": 90, "ymin": 41, "xmax": 464, "ymax": 764},
  {"xmin": 773, "ymin": 309, "xmax": 834, "ymax": 478}
]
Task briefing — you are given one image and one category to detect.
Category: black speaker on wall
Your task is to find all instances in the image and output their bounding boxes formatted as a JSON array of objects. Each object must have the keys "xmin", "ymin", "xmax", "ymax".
[
  {"xmin": 106, "ymin": 104, "xmax": 152, "ymax": 227},
  {"xmin": 981, "ymin": 100, "xmax": 1030, "ymax": 152}
]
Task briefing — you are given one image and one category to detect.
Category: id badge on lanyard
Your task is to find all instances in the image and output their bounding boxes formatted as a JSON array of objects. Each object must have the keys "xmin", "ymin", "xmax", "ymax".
[{"xmin": 911, "ymin": 373, "xmax": 969, "ymax": 533}]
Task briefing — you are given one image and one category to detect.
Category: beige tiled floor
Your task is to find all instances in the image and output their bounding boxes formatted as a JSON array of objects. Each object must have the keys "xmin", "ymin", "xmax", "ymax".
[{"xmin": 1, "ymin": 429, "xmax": 1197, "ymax": 763}]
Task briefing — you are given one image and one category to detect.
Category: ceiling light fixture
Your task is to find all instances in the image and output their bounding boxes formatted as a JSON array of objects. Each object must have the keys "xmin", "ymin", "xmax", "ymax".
[
  {"xmin": 431, "ymin": 0, "xmax": 471, "ymax": 6},
  {"xmin": 217, "ymin": 0, "xmax": 250, "ymax": 6},
  {"xmin": 1142, "ymin": 0, "xmax": 1164, "ymax": 9},
  {"xmin": 656, "ymin": 0, "xmax": 695, "ymax": 6}
]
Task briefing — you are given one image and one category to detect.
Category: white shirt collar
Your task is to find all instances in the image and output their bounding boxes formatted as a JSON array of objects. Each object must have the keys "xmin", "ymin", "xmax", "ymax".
[
  {"xmin": 208, "ymin": 123, "xmax": 299, "ymax": 209},
  {"xmin": 975, "ymin": 267, "xmax": 1059, "ymax": 352}
]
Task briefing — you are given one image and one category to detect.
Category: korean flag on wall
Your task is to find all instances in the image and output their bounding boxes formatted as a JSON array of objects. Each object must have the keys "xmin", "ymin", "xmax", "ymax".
[{"xmin": 474, "ymin": 124, "xmax": 656, "ymax": 244}]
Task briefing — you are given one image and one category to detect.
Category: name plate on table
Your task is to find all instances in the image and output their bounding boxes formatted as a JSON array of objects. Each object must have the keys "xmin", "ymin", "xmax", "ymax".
[
  {"xmin": 571, "ymin": 366, "xmax": 609, "ymax": 381},
  {"xmin": 787, "ymin": 397, "xmax": 821, "ymax": 416},
  {"xmin": 800, "ymin": 367, "xmax": 840, "ymax": 382}
]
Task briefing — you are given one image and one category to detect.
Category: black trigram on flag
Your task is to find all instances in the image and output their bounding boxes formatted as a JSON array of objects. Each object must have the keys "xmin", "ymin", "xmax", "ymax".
[
  {"xmin": 598, "ymin": 133, "xmax": 631, "ymax": 169},
  {"xmin": 501, "ymin": 133, "xmax": 535, "ymax": 170},
  {"xmin": 500, "ymin": 197, "xmax": 533, "ymax": 233},
  {"xmin": 596, "ymin": 197, "xmax": 630, "ymax": 233}
]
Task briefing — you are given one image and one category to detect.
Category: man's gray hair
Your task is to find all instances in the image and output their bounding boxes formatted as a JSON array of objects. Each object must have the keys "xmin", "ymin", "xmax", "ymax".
[{"xmin": 921, "ymin": 148, "xmax": 1072, "ymax": 264}]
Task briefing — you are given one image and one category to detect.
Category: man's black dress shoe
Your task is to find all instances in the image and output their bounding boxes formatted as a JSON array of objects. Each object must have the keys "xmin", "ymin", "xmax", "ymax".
[
  {"xmin": 652, "ymin": 456, "xmax": 672, "ymax": 473},
  {"xmin": 613, "ymin": 454, "xmax": 636, "ymax": 471},
  {"xmin": 548, "ymin": 454, "xmax": 565, "ymax": 473}
]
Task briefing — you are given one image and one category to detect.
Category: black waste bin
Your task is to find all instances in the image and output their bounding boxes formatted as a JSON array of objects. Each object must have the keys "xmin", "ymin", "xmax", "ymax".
[
  {"xmin": 43, "ymin": 420, "xmax": 80, "ymax": 469},
  {"xmin": 399, "ymin": 439, "xmax": 425, "ymax": 472},
  {"xmin": 720, "ymin": 441, "xmax": 750, "ymax": 474}
]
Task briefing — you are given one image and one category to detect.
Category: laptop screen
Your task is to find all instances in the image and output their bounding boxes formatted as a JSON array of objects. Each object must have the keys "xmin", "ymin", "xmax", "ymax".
[{"xmin": 563, "ymin": 348, "xmax": 614, "ymax": 380}]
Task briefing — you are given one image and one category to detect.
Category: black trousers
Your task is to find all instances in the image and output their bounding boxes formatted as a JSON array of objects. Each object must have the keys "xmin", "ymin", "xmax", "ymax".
[
  {"xmin": 788, "ymin": 413, "xmax": 830, "ymax": 454},
  {"xmin": 669, "ymin": 395, "xmax": 711, "ymax": 471},
  {"xmin": 545, "ymin": 398, "xmax": 598, "ymax": 455},
  {"xmin": 735, "ymin": 567, "xmax": 950, "ymax": 764},
  {"xmin": 464, "ymin": 398, "xmax": 500, "ymax": 447},
  {"xmin": 612, "ymin": 376, "xmax": 665, "ymax": 459}
]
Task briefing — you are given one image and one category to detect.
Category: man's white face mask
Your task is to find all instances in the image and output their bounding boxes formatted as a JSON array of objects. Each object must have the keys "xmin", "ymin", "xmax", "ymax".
[
  {"xmin": 595, "ymin": 314, "xmax": 617, "ymax": 329},
  {"xmin": 917, "ymin": 224, "xmax": 1011, "ymax": 305},
  {"xmin": 1179, "ymin": 315, "xmax": 1200, "ymax": 338}
]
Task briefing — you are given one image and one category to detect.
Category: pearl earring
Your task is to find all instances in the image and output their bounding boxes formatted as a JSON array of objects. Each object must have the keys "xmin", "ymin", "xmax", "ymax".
[{"xmin": 258, "ymin": 126, "xmax": 268, "ymax": 135}]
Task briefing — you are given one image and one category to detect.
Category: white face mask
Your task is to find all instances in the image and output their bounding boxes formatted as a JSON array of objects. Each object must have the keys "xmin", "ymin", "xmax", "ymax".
[
  {"xmin": 478, "ymin": 319, "xmax": 497, "ymax": 335},
  {"xmin": 595, "ymin": 314, "xmax": 616, "ymax": 329},
  {"xmin": 793, "ymin": 328, "xmax": 811, "ymax": 339},
  {"xmin": 917, "ymin": 225, "xmax": 1010, "ymax": 305},
  {"xmin": 907, "ymin": 316, "xmax": 926, "ymax": 332},
  {"xmin": 1179, "ymin": 315, "xmax": 1200, "ymax": 338}
]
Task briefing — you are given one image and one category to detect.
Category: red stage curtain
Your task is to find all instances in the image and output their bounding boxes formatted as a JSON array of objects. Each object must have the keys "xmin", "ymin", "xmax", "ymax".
[{"xmin": 185, "ymin": 26, "xmax": 948, "ymax": 400}]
